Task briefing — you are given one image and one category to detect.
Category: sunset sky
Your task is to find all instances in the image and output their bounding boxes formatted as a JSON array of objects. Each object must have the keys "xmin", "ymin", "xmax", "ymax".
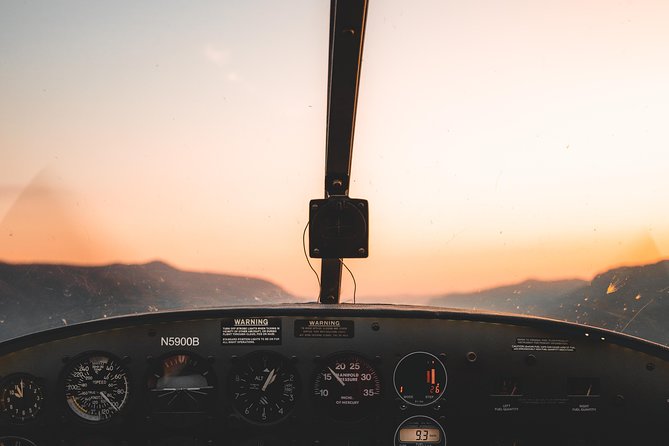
[{"xmin": 2, "ymin": 0, "xmax": 669, "ymax": 301}]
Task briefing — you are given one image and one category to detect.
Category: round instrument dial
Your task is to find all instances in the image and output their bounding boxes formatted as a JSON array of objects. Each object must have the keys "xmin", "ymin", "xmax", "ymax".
[
  {"xmin": 63, "ymin": 353, "xmax": 130, "ymax": 422},
  {"xmin": 229, "ymin": 351, "xmax": 300, "ymax": 424},
  {"xmin": 394, "ymin": 415, "xmax": 446, "ymax": 446},
  {"xmin": 147, "ymin": 353, "xmax": 216, "ymax": 418},
  {"xmin": 312, "ymin": 352, "xmax": 382, "ymax": 421},
  {"xmin": 0, "ymin": 437, "xmax": 38, "ymax": 446},
  {"xmin": 0, "ymin": 374, "xmax": 43, "ymax": 423},
  {"xmin": 394, "ymin": 352, "xmax": 447, "ymax": 406}
]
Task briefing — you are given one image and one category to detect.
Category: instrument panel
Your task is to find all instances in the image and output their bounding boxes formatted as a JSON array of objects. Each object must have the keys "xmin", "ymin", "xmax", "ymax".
[{"xmin": 1, "ymin": 304, "xmax": 669, "ymax": 445}]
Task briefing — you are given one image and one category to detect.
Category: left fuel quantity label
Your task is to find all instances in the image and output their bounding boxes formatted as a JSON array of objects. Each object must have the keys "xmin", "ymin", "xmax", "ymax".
[{"xmin": 221, "ymin": 317, "xmax": 282, "ymax": 345}]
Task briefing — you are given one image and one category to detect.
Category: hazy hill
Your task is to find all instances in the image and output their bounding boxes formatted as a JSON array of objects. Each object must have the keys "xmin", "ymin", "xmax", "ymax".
[
  {"xmin": 548, "ymin": 261, "xmax": 669, "ymax": 342},
  {"xmin": 431, "ymin": 260, "xmax": 669, "ymax": 345},
  {"xmin": 428, "ymin": 279, "xmax": 588, "ymax": 315},
  {"xmin": 3, "ymin": 259, "xmax": 669, "ymax": 346},
  {"xmin": 0, "ymin": 261, "xmax": 294, "ymax": 339}
]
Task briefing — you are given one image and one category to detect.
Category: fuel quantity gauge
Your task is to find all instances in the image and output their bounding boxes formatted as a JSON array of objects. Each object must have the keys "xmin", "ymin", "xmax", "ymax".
[
  {"xmin": 0, "ymin": 374, "xmax": 44, "ymax": 423},
  {"xmin": 394, "ymin": 352, "xmax": 447, "ymax": 406}
]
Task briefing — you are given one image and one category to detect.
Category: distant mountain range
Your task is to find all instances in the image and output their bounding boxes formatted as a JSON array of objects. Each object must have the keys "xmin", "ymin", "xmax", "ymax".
[
  {"xmin": 2, "ymin": 260, "xmax": 669, "ymax": 346},
  {"xmin": 0, "ymin": 261, "xmax": 294, "ymax": 339},
  {"xmin": 431, "ymin": 260, "xmax": 669, "ymax": 345}
]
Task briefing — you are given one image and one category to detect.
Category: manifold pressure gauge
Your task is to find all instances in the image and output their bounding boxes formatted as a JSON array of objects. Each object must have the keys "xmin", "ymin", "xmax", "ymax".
[{"xmin": 312, "ymin": 352, "xmax": 382, "ymax": 421}]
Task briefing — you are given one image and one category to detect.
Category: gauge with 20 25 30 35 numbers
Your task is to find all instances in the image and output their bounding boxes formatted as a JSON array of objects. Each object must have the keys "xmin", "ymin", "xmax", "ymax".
[
  {"xmin": 228, "ymin": 350, "xmax": 300, "ymax": 424},
  {"xmin": 62, "ymin": 352, "xmax": 130, "ymax": 422},
  {"xmin": 312, "ymin": 352, "xmax": 382, "ymax": 422},
  {"xmin": 0, "ymin": 374, "xmax": 44, "ymax": 423}
]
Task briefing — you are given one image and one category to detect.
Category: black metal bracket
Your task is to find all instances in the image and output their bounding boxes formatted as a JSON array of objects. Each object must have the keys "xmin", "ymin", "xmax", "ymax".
[
  {"xmin": 324, "ymin": 0, "xmax": 369, "ymax": 198},
  {"xmin": 309, "ymin": 197, "xmax": 369, "ymax": 259},
  {"xmin": 313, "ymin": 0, "xmax": 369, "ymax": 304}
]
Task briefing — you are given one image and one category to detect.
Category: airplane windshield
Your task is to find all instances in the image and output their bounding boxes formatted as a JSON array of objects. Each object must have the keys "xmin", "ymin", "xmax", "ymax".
[{"xmin": 2, "ymin": 1, "xmax": 669, "ymax": 345}]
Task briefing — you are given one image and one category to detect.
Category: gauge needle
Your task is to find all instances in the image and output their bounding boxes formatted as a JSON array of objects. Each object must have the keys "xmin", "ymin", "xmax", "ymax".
[
  {"xmin": 328, "ymin": 367, "xmax": 346, "ymax": 387},
  {"xmin": 262, "ymin": 369, "xmax": 276, "ymax": 392},
  {"xmin": 15, "ymin": 379, "xmax": 24, "ymax": 398},
  {"xmin": 100, "ymin": 391, "xmax": 119, "ymax": 411}
]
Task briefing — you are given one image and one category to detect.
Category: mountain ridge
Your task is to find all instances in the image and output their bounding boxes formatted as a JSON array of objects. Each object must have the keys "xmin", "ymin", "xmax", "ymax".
[
  {"xmin": 2, "ymin": 259, "xmax": 669, "ymax": 345},
  {"xmin": 431, "ymin": 259, "xmax": 669, "ymax": 344},
  {"xmin": 0, "ymin": 261, "xmax": 295, "ymax": 339}
]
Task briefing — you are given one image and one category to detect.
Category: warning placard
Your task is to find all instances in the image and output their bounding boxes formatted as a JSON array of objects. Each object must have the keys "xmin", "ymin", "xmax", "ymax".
[
  {"xmin": 221, "ymin": 317, "xmax": 282, "ymax": 345},
  {"xmin": 294, "ymin": 319, "xmax": 354, "ymax": 338},
  {"xmin": 512, "ymin": 337, "xmax": 575, "ymax": 352}
]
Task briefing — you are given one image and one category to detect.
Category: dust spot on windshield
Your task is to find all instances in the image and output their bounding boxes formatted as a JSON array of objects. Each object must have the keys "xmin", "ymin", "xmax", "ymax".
[{"xmin": 606, "ymin": 276, "xmax": 625, "ymax": 294}]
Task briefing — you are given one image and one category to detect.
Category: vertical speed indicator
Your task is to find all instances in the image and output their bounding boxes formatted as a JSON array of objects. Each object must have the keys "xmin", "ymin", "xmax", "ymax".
[{"xmin": 312, "ymin": 352, "xmax": 381, "ymax": 421}]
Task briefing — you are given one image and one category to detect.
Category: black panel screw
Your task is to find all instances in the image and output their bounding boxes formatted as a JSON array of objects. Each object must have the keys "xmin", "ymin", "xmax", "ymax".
[
  {"xmin": 647, "ymin": 362, "xmax": 655, "ymax": 371},
  {"xmin": 371, "ymin": 322, "xmax": 380, "ymax": 331},
  {"xmin": 466, "ymin": 351, "xmax": 477, "ymax": 363}
]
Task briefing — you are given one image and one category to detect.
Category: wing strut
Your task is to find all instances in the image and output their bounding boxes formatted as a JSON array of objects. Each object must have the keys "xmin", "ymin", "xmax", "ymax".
[{"xmin": 313, "ymin": 0, "xmax": 369, "ymax": 304}]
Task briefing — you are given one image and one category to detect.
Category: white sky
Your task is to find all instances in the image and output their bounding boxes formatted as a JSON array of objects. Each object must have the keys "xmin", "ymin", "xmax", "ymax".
[{"xmin": 2, "ymin": 0, "xmax": 669, "ymax": 299}]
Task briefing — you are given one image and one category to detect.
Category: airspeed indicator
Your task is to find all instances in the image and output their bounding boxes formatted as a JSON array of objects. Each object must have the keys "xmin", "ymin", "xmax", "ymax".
[{"xmin": 63, "ymin": 353, "xmax": 130, "ymax": 422}]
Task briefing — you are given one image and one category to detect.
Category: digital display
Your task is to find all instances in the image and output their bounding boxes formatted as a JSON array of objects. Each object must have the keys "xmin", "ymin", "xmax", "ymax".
[
  {"xmin": 394, "ymin": 351, "xmax": 447, "ymax": 406},
  {"xmin": 399, "ymin": 428, "xmax": 441, "ymax": 443}
]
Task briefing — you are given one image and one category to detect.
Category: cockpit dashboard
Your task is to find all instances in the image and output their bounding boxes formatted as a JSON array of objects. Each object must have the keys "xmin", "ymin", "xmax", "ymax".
[{"xmin": 1, "ymin": 305, "xmax": 668, "ymax": 445}]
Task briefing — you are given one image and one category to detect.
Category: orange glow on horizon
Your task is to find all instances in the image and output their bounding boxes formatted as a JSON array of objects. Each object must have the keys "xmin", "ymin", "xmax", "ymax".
[
  {"xmin": 1, "ymin": 171, "xmax": 666, "ymax": 300},
  {"xmin": 2, "ymin": 1, "xmax": 669, "ymax": 302}
]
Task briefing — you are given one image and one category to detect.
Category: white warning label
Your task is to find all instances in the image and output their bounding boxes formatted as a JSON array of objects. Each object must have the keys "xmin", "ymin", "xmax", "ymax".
[
  {"xmin": 221, "ymin": 317, "xmax": 282, "ymax": 345},
  {"xmin": 512, "ymin": 337, "xmax": 575, "ymax": 352}
]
